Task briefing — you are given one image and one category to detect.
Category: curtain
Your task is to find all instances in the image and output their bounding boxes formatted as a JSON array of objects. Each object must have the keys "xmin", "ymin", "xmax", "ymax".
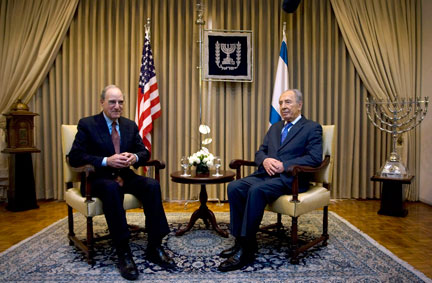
[
  {"xmin": 26, "ymin": 0, "xmax": 420, "ymax": 201},
  {"xmin": 330, "ymin": 0, "xmax": 422, "ymax": 200},
  {"xmin": 0, "ymin": 0, "xmax": 79, "ymax": 189},
  {"xmin": 0, "ymin": 0, "xmax": 79, "ymax": 116}
]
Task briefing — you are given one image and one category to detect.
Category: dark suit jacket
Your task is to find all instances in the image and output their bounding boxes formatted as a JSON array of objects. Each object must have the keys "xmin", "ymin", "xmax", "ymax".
[
  {"xmin": 252, "ymin": 116, "xmax": 323, "ymax": 191},
  {"xmin": 68, "ymin": 112, "xmax": 150, "ymax": 179}
]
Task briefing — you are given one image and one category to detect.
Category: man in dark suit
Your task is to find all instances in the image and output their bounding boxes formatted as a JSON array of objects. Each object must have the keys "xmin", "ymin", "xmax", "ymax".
[
  {"xmin": 218, "ymin": 89, "xmax": 323, "ymax": 272},
  {"xmin": 68, "ymin": 85, "xmax": 174, "ymax": 280}
]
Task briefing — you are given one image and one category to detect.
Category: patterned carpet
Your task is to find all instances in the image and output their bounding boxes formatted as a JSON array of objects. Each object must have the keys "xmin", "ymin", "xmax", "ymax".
[{"xmin": 0, "ymin": 211, "xmax": 430, "ymax": 282}]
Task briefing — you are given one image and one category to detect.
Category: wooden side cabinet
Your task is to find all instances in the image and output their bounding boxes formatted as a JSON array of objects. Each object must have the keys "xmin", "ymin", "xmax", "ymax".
[
  {"xmin": 5, "ymin": 153, "xmax": 39, "ymax": 211},
  {"xmin": 371, "ymin": 175, "xmax": 414, "ymax": 217},
  {"xmin": 2, "ymin": 100, "xmax": 40, "ymax": 211}
]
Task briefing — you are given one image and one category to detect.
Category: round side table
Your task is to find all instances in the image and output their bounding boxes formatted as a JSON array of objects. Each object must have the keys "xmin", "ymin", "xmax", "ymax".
[{"xmin": 170, "ymin": 170, "xmax": 235, "ymax": 237}]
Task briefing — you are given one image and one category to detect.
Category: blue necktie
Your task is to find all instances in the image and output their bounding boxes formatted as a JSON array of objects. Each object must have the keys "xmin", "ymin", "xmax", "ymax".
[{"xmin": 280, "ymin": 122, "xmax": 293, "ymax": 145}]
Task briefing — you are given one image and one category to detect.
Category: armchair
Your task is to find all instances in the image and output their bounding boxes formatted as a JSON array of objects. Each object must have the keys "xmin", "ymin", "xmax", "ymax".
[
  {"xmin": 61, "ymin": 124, "xmax": 165, "ymax": 264},
  {"xmin": 229, "ymin": 125, "xmax": 335, "ymax": 264}
]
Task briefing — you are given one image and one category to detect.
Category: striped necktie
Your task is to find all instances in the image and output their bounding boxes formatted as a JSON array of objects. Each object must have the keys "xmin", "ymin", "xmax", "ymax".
[
  {"xmin": 111, "ymin": 121, "xmax": 120, "ymax": 154},
  {"xmin": 280, "ymin": 122, "xmax": 293, "ymax": 145}
]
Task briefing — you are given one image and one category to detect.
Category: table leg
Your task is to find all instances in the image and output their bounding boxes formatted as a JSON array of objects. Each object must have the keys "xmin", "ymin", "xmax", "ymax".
[{"xmin": 176, "ymin": 184, "xmax": 228, "ymax": 237}]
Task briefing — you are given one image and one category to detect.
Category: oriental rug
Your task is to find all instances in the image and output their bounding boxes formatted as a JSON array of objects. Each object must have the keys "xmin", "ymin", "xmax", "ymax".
[{"xmin": 0, "ymin": 211, "xmax": 430, "ymax": 282}]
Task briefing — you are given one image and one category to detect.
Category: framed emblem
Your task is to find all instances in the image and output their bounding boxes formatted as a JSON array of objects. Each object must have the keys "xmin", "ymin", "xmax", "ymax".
[{"xmin": 203, "ymin": 30, "xmax": 253, "ymax": 82}]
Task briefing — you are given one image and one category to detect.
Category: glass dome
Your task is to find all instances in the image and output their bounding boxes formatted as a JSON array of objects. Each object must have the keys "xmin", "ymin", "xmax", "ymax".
[{"xmin": 379, "ymin": 152, "xmax": 408, "ymax": 178}]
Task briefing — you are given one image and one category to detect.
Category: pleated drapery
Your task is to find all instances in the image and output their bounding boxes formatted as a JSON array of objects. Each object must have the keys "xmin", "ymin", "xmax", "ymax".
[
  {"xmin": 0, "ymin": 0, "xmax": 79, "ymax": 184},
  {"xmin": 330, "ymin": 0, "xmax": 422, "ymax": 200},
  {"xmin": 331, "ymin": 0, "xmax": 420, "ymax": 102},
  {"xmin": 0, "ymin": 0, "xmax": 79, "ymax": 112},
  {"xmin": 1, "ymin": 0, "xmax": 421, "ymax": 201}
]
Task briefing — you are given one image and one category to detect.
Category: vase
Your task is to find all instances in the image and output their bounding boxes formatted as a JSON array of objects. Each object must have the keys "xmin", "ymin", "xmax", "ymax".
[{"xmin": 195, "ymin": 164, "xmax": 210, "ymax": 176}]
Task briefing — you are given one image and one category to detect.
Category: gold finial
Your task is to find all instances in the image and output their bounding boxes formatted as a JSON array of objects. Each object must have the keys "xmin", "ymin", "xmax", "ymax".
[
  {"xmin": 196, "ymin": 1, "xmax": 205, "ymax": 25},
  {"xmin": 11, "ymin": 99, "xmax": 29, "ymax": 111},
  {"xmin": 145, "ymin": 18, "xmax": 151, "ymax": 42}
]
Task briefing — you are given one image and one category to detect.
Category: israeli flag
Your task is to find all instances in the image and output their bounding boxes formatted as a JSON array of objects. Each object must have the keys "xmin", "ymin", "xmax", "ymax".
[{"xmin": 269, "ymin": 34, "xmax": 289, "ymax": 126}]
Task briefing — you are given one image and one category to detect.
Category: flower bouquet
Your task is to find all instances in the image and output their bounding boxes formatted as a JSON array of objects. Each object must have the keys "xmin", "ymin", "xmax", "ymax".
[{"xmin": 188, "ymin": 147, "xmax": 214, "ymax": 176}]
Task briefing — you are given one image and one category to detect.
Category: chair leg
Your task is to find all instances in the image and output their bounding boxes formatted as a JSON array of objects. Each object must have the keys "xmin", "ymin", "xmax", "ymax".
[
  {"xmin": 66, "ymin": 206, "xmax": 94, "ymax": 264},
  {"xmin": 276, "ymin": 213, "xmax": 283, "ymax": 234},
  {"xmin": 290, "ymin": 216, "xmax": 299, "ymax": 264},
  {"xmin": 289, "ymin": 207, "xmax": 329, "ymax": 264},
  {"xmin": 322, "ymin": 206, "xmax": 329, "ymax": 246},
  {"xmin": 260, "ymin": 213, "xmax": 284, "ymax": 237},
  {"xmin": 86, "ymin": 217, "xmax": 94, "ymax": 264},
  {"xmin": 67, "ymin": 205, "xmax": 74, "ymax": 245}
]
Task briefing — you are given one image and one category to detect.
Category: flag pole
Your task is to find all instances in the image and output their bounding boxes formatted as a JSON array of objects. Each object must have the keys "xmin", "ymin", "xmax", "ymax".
[
  {"xmin": 135, "ymin": 18, "xmax": 156, "ymax": 176},
  {"xmin": 196, "ymin": 1, "xmax": 205, "ymax": 147},
  {"xmin": 269, "ymin": 21, "xmax": 289, "ymax": 127},
  {"xmin": 145, "ymin": 18, "xmax": 151, "ymax": 43},
  {"xmin": 283, "ymin": 21, "xmax": 286, "ymax": 38},
  {"xmin": 147, "ymin": 17, "xmax": 152, "ymax": 177},
  {"xmin": 145, "ymin": 17, "xmax": 152, "ymax": 151}
]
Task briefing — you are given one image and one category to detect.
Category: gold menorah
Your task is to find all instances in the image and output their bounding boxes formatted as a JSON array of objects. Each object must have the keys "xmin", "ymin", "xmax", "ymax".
[{"xmin": 365, "ymin": 96, "xmax": 429, "ymax": 177}]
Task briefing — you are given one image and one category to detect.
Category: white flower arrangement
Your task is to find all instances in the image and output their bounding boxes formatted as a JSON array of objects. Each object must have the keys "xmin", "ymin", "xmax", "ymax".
[
  {"xmin": 186, "ymin": 124, "xmax": 215, "ymax": 174},
  {"xmin": 188, "ymin": 147, "xmax": 215, "ymax": 167}
]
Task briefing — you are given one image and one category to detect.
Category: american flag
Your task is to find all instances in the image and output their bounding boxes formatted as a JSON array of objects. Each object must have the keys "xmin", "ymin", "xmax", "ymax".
[{"xmin": 135, "ymin": 33, "xmax": 161, "ymax": 153}]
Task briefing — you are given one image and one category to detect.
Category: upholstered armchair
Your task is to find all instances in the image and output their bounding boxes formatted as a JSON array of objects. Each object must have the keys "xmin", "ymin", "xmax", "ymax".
[{"xmin": 61, "ymin": 124, "xmax": 165, "ymax": 264}]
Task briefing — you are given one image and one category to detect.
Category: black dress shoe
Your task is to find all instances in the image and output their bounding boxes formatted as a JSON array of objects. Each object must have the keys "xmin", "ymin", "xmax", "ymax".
[
  {"xmin": 147, "ymin": 246, "xmax": 176, "ymax": 269},
  {"xmin": 219, "ymin": 242, "xmax": 241, "ymax": 258},
  {"xmin": 220, "ymin": 239, "xmax": 257, "ymax": 258},
  {"xmin": 218, "ymin": 247, "xmax": 255, "ymax": 272},
  {"xmin": 117, "ymin": 251, "xmax": 139, "ymax": 280}
]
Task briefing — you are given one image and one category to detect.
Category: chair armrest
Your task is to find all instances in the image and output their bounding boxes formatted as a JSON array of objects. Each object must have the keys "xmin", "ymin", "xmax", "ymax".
[
  {"xmin": 286, "ymin": 155, "xmax": 330, "ymax": 176},
  {"xmin": 286, "ymin": 155, "xmax": 330, "ymax": 202},
  {"xmin": 229, "ymin": 159, "xmax": 257, "ymax": 180},
  {"xmin": 142, "ymin": 159, "xmax": 166, "ymax": 170},
  {"xmin": 68, "ymin": 164, "xmax": 95, "ymax": 176},
  {"xmin": 141, "ymin": 159, "xmax": 166, "ymax": 182},
  {"xmin": 228, "ymin": 156, "xmax": 330, "ymax": 202},
  {"xmin": 66, "ymin": 156, "xmax": 95, "ymax": 202}
]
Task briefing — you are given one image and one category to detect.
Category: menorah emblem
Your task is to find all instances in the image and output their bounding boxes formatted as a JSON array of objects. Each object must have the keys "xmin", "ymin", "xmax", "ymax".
[
  {"xmin": 365, "ymin": 96, "xmax": 429, "ymax": 177},
  {"xmin": 215, "ymin": 41, "xmax": 241, "ymax": 70},
  {"xmin": 221, "ymin": 43, "xmax": 236, "ymax": 65}
]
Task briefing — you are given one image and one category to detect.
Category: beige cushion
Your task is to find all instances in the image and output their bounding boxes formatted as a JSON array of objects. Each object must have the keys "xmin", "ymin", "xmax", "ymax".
[
  {"xmin": 61, "ymin": 125, "xmax": 81, "ymax": 183},
  {"xmin": 314, "ymin": 125, "xmax": 335, "ymax": 184},
  {"xmin": 265, "ymin": 186, "xmax": 330, "ymax": 217},
  {"xmin": 65, "ymin": 187, "xmax": 142, "ymax": 217}
]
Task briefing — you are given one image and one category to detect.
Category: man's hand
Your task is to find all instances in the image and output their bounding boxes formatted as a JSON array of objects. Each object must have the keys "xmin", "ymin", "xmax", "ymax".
[
  {"xmin": 107, "ymin": 152, "xmax": 137, "ymax": 168},
  {"xmin": 121, "ymin": 152, "xmax": 137, "ymax": 166},
  {"xmin": 263, "ymin": 158, "xmax": 284, "ymax": 176}
]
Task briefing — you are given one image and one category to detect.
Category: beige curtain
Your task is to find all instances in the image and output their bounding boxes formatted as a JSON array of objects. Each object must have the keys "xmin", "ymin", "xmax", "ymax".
[
  {"xmin": 330, "ymin": 0, "xmax": 422, "ymax": 200},
  {"xmin": 0, "ymin": 0, "xmax": 79, "ymax": 114},
  {"xmin": 0, "ymin": 0, "xmax": 79, "ymax": 190},
  {"xmin": 26, "ymin": 0, "xmax": 420, "ymax": 201}
]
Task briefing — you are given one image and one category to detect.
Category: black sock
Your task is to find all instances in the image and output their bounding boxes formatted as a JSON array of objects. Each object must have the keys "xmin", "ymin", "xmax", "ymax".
[
  {"xmin": 115, "ymin": 240, "xmax": 131, "ymax": 255},
  {"xmin": 147, "ymin": 238, "xmax": 162, "ymax": 250}
]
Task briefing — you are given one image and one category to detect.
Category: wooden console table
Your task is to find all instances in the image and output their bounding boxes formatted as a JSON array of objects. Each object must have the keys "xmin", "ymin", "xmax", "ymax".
[
  {"xmin": 170, "ymin": 170, "xmax": 235, "ymax": 237},
  {"xmin": 371, "ymin": 175, "xmax": 414, "ymax": 217}
]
